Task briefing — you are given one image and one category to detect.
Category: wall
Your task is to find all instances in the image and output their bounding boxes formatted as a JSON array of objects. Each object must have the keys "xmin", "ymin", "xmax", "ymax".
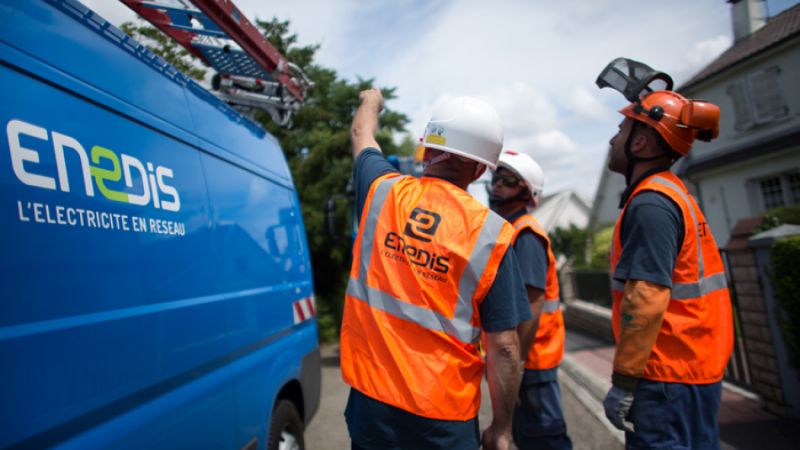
[
  {"xmin": 694, "ymin": 147, "xmax": 800, "ymax": 245},
  {"xmin": 683, "ymin": 36, "xmax": 800, "ymax": 161}
]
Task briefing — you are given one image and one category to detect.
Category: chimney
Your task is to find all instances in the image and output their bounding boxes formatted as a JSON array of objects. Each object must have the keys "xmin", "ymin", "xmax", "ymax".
[{"xmin": 729, "ymin": 0, "xmax": 767, "ymax": 41}]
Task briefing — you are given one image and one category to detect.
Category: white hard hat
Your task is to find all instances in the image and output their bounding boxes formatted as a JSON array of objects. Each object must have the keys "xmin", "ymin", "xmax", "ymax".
[
  {"xmin": 422, "ymin": 96, "xmax": 503, "ymax": 170},
  {"xmin": 497, "ymin": 150, "xmax": 544, "ymax": 205}
]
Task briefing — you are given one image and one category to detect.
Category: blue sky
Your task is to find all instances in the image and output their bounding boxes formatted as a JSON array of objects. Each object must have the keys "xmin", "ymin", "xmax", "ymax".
[{"xmin": 86, "ymin": 0, "xmax": 800, "ymax": 201}]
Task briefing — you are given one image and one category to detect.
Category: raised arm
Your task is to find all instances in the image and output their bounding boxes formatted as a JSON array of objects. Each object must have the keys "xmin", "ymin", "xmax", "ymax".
[{"xmin": 350, "ymin": 88, "xmax": 384, "ymax": 159}]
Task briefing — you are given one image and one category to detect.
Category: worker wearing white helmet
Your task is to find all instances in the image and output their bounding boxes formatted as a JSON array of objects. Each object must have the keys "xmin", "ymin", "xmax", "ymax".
[
  {"xmin": 489, "ymin": 150, "xmax": 572, "ymax": 450},
  {"xmin": 341, "ymin": 90, "xmax": 531, "ymax": 450}
]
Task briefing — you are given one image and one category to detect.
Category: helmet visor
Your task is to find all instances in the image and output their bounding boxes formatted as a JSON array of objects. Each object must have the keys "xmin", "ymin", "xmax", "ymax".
[{"xmin": 596, "ymin": 58, "xmax": 674, "ymax": 102}]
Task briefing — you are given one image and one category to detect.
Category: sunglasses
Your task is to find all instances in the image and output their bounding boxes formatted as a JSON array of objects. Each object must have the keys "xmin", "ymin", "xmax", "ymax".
[{"xmin": 491, "ymin": 172, "xmax": 521, "ymax": 188}]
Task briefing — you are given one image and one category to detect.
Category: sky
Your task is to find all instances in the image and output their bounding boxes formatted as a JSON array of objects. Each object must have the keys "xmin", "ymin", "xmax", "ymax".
[{"xmin": 84, "ymin": 0, "xmax": 800, "ymax": 201}]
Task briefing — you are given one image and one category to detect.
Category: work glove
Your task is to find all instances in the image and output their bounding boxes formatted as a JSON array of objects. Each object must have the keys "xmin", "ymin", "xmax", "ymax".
[{"xmin": 602, "ymin": 385, "xmax": 635, "ymax": 433}]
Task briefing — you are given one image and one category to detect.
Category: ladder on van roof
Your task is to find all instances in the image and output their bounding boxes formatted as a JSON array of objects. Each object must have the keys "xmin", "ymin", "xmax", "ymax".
[{"xmin": 119, "ymin": 0, "xmax": 312, "ymax": 126}]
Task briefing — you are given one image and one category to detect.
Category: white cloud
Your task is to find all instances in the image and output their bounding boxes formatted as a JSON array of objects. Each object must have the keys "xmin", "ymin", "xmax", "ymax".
[
  {"xmin": 567, "ymin": 87, "xmax": 615, "ymax": 123},
  {"xmin": 79, "ymin": 0, "xmax": 739, "ymax": 203},
  {"xmin": 685, "ymin": 35, "xmax": 732, "ymax": 71}
]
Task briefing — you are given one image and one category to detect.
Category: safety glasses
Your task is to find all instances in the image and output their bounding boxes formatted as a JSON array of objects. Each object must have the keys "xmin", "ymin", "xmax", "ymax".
[{"xmin": 491, "ymin": 172, "xmax": 521, "ymax": 188}]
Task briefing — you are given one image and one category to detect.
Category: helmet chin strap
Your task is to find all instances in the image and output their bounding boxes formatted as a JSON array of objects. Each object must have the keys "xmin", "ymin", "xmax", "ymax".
[{"xmin": 422, "ymin": 150, "xmax": 451, "ymax": 169}]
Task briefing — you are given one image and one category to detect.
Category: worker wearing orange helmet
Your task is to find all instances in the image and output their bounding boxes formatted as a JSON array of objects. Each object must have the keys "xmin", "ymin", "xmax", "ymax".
[
  {"xmin": 596, "ymin": 58, "xmax": 733, "ymax": 449},
  {"xmin": 341, "ymin": 89, "xmax": 532, "ymax": 450},
  {"xmin": 489, "ymin": 150, "xmax": 572, "ymax": 450}
]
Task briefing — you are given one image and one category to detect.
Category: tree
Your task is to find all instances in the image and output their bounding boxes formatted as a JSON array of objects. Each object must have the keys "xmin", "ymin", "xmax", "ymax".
[
  {"xmin": 550, "ymin": 225, "xmax": 590, "ymax": 268},
  {"xmin": 253, "ymin": 18, "xmax": 409, "ymax": 341},
  {"xmin": 120, "ymin": 21, "xmax": 206, "ymax": 81},
  {"xmin": 120, "ymin": 17, "xmax": 410, "ymax": 341}
]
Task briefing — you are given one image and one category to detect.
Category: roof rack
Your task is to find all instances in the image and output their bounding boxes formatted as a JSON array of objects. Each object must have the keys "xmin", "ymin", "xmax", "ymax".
[{"xmin": 119, "ymin": 0, "xmax": 312, "ymax": 126}]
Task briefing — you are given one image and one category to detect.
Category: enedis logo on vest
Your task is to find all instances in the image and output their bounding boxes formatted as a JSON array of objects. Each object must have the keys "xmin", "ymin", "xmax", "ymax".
[
  {"xmin": 7, "ymin": 119, "xmax": 185, "ymax": 236},
  {"xmin": 382, "ymin": 207, "xmax": 451, "ymax": 281}
]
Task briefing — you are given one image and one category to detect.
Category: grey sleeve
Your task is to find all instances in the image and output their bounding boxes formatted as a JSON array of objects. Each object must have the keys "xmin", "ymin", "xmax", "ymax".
[
  {"xmin": 480, "ymin": 248, "xmax": 533, "ymax": 332},
  {"xmin": 513, "ymin": 230, "xmax": 548, "ymax": 291},
  {"xmin": 614, "ymin": 191, "xmax": 684, "ymax": 288}
]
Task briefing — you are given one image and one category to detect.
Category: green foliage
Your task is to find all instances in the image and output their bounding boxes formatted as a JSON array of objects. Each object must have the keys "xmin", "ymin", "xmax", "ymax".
[
  {"xmin": 771, "ymin": 236, "xmax": 800, "ymax": 369},
  {"xmin": 252, "ymin": 18, "xmax": 409, "ymax": 342},
  {"xmin": 550, "ymin": 225, "xmax": 590, "ymax": 267},
  {"xmin": 119, "ymin": 21, "xmax": 206, "ymax": 81},
  {"xmin": 756, "ymin": 204, "xmax": 800, "ymax": 233},
  {"xmin": 122, "ymin": 16, "xmax": 409, "ymax": 342},
  {"xmin": 588, "ymin": 225, "xmax": 614, "ymax": 269},
  {"xmin": 758, "ymin": 205, "xmax": 800, "ymax": 232}
]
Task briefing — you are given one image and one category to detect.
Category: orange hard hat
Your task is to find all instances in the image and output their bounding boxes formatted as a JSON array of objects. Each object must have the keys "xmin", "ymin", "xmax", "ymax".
[{"xmin": 620, "ymin": 90, "xmax": 720, "ymax": 156}]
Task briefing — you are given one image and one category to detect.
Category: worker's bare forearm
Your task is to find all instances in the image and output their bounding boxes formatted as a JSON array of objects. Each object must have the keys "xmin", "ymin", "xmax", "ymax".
[
  {"xmin": 518, "ymin": 286, "xmax": 545, "ymax": 361},
  {"xmin": 350, "ymin": 89, "xmax": 383, "ymax": 158},
  {"xmin": 485, "ymin": 329, "xmax": 521, "ymax": 432}
]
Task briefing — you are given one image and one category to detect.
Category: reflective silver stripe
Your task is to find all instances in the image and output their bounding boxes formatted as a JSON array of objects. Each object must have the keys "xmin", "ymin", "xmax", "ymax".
[
  {"xmin": 346, "ymin": 278, "xmax": 478, "ymax": 343},
  {"xmin": 454, "ymin": 211, "xmax": 507, "ymax": 342},
  {"xmin": 357, "ymin": 176, "xmax": 401, "ymax": 280},
  {"xmin": 542, "ymin": 299, "xmax": 561, "ymax": 313},
  {"xmin": 651, "ymin": 177, "xmax": 704, "ymax": 278},
  {"xmin": 671, "ymin": 272, "xmax": 728, "ymax": 299},
  {"xmin": 610, "ymin": 273, "xmax": 726, "ymax": 300},
  {"xmin": 350, "ymin": 176, "xmax": 502, "ymax": 344}
]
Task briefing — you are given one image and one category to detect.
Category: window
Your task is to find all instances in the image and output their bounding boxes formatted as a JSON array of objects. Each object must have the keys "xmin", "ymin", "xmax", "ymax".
[
  {"xmin": 760, "ymin": 177, "xmax": 785, "ymax": 209},
  {"xmin": 726, "ymin": 66, "xmax": 789, "ymax": 131},
  {"xmin": 755, "ymin": 171, "xmax": 800, "ymax": 210},
  {"xmin": 789, "ymin": 172, "xmax": 800, "ymax": 204},
  {"xmin": 727, "ymin": 79, "xmax": 754, "ymax": 131}
]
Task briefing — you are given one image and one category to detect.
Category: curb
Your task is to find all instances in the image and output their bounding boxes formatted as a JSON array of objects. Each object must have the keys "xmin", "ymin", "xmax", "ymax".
[{"xmin": 559, "ymin": 354, "xmax": 625, "ymax": 444}]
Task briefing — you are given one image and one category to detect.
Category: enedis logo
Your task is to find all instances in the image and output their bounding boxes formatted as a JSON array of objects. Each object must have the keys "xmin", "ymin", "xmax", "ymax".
[
  {"xmin": 382, "ymin": 207, "xmax": 450, "ymax": 280},
  {"xmin": 6, "ymin": 119, "xmax": 180, "ymax": 211}
]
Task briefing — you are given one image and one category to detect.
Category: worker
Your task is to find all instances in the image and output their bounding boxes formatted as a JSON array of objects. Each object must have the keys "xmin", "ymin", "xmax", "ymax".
[
  {"xmin": 340, "ymin": 89, "xmax": 532, "ymax": 450},
  {"xmin": 488, "ymin": 150, "xmax": 572, "ymax": 450},
  {"xmin": 596, "ymin": 58, "xmax": 734, "ymax": 449}
]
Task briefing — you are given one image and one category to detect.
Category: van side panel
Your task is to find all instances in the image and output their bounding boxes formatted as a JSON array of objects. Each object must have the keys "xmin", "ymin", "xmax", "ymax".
[
  {"xmin": 0, "ymin": 0, "xmax": 318, "ymax": 448},
  {"xmin": 201, "ymin": 152, "xmax": 316, "ymax": 447},
  {"xmin": 0, "ymin": 55, "xmax": 242, "ymax": 448},
  {"xmin": 0, "ymin": 0, "xmax": 198, "ymax": 135}
]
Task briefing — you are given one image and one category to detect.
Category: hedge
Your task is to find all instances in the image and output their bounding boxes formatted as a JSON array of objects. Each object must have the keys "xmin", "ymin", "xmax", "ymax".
[{"xmin": 771, "ymin": 235, "xmax": 800, "ymax": 369}]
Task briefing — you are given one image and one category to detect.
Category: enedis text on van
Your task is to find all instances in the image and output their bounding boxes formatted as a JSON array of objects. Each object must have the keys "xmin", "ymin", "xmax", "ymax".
[{"xmin": 7, "ymin": 119, "xmax": 186, "ymax": 236}]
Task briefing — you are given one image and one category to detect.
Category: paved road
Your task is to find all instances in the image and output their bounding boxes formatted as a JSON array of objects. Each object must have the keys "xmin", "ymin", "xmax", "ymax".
[{"xmin": 305, "ymin": 345, "xmax": 622, "ymax": 450}]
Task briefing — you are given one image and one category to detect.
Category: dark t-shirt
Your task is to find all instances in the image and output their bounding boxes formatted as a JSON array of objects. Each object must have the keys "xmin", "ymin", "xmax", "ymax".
[
  {"xmin": 346, "ymin": 148, "xmax": 531, "ymax": 449},
  {"xmin": 506, "ymin": 209, "xmax": 548, "ymax": 291},
  {"xmin": 613, "ymin": 191, "xmax": 685, "ymax": 288}
]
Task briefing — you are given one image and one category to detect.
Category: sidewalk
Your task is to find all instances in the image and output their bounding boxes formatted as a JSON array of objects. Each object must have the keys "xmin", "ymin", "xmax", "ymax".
[{"xmin": 560, "ymin": 329, "xmax": 799, "ymax": 450}]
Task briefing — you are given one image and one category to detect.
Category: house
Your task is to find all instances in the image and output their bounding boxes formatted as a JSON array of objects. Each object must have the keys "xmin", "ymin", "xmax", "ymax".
[
  {"xmin": 587, "ymin": 151, "xmax": 626, "ymax": 231},
  {"xmin": 468, "ymin": 174, "xmax": 592, "ymax": 232},
  {"xmin": 533, "ymin": 190, "xmax": 592, "ymax": 232},
  {"xmin": 676, "ymin": 0, "xmax": 800, "ymax": 245}
]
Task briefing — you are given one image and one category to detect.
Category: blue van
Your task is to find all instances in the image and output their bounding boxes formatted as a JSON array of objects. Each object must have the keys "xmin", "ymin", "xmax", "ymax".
[{"xmin": 0, "ymin": 1, "xmax": 320, "ymax": 448}]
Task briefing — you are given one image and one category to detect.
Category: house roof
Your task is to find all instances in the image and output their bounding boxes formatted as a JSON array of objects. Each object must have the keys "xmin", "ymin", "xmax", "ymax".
[
  {"xmin": 680, "ymin": 2, "xmax": 800, "ymax": 91},
  {"xmin": 534, "ymin": 190, "xmax": 592, "ymax": 231},
  {"xmin": 678, "ymin": 125, "xmax": 800, "ymax": 177}
]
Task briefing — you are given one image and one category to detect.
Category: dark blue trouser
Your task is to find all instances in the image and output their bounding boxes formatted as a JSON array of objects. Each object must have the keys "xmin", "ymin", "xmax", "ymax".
[
  {"xmin": 512, "ymin": 376, "xmax": 573, "ymax": 450},
  {"xmin": 626, "ymin": 380, "xmax": 722, "ymax": 450}
]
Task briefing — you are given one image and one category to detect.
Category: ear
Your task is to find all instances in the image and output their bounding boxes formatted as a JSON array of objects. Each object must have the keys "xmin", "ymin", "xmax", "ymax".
[
  {"xmin": 629, "ymin": 132, "xmax": 650, "ymax": 156},
  {"xmin": 473, "ymin": 164, "xmax": 487, "ymax": 181}
]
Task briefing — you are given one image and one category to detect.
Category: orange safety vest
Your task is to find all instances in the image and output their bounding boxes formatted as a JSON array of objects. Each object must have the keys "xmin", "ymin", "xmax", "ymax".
[
  {"xmin": 340, "ymin": 173, "xmax": 515, "ymax": 421},
  {"xmin": 610, "ymin": 171, "xmax": 734, "ymax": 383},
  {"xmin": 512, "ymin": 215, "xmax": 565, "ymax": 371}
]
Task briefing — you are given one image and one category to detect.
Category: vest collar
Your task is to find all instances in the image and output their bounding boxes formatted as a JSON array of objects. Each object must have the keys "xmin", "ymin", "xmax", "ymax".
[{"xmin": 618, "ymin": 166, "xmax": 672, "ymax": 208}]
